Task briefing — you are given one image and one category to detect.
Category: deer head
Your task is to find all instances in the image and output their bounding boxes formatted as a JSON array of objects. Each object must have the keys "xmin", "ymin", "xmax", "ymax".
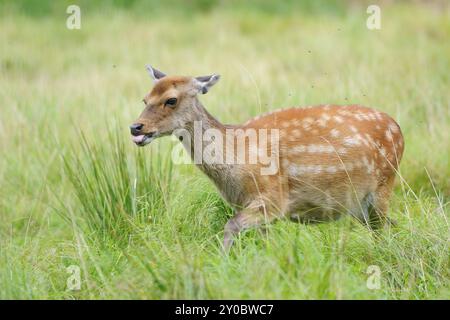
[{"xmin": 130, "ymin": 65, "xmax": 220, "ymax": 146}]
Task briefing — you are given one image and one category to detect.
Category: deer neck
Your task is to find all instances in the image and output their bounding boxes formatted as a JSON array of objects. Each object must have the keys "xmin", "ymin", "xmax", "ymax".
[
  {"xmin": 181, "ymin": 99, "xmax": 228, "ymax": 162},
  {"xmin": 180, "ymin": 100, "xmax": 244, "ymax": 206}
]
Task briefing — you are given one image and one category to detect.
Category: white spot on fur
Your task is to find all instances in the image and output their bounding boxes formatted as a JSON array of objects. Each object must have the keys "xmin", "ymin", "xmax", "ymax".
[
  {"xmin": 343, "ymin": 136, "xmax": 361, "ymax": 146},
  {"xmin": 345, "ymin": 162, "xmax": 354, "ymax": 171},
  {"xmin": 326, "ymin": 166, "xmax": 337, "ymax": 173},
  {"xmin": 350, "ymin": 125, "xmax": 358, "ymax": 133},
  {"xmin": 289, "ymin": 164, "xmax": 325, "ymax": 175},
  {"xmin": 338, "ymin": 110, "xmax": 351, "ymax": 116},
  {"xmin": 305, "ymin": 165, "xmax": 322, "ymax": 174},
  {"xmin": 356, "ymin": 134, "xmax": 370, "ymax": 147},
  {"xmin": 385, "ymin": 130, "xmax": 393, "ymax": 141},
  {"xmin": 306, "ymin": 144, "xmax": 319, "ymax": 153},
  {"xmin": 302, "ymin": 117, "xmax": 314, "ymax": 130},
  {"xmin": 292, "ymin": 144, "xmax": 335, "ymax": 154},
  {"xmin": 306, "ymin": 144, "xmax": 335, "ymax": 153},
  {"xmin": 330, "ymin": 128, "xmax": 340, "ymax": 138},
  {"xmin": 362, "ymin": 156, "xmax": 375, "ymax": 174},
  {"xmin": 288, "ymin": 165, "xmax": 299, "ymax": 176},
  {"xmin": 364, "ymin": 133, "xmax": 375, "ymax": 147},
  {"xmin": 334, "ymin": 115, "xmax": 344, "ymax": 123},
  {"xmin": 293, "ymin": 145, "xmax": 306, "ymax": 153},
  {"xmin": 312, "ymin": 165, "xmax": 323, "ymax": 174}
]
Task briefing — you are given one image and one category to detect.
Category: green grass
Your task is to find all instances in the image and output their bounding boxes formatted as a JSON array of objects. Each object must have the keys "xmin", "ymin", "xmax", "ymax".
[{"xmin": 0, "ymin": 1, "xmax": 449, "ymax": 299}]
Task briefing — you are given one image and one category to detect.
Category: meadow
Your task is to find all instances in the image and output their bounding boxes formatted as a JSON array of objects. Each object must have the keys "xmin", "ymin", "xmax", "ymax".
[{"xmin": 0, "ymin": 0, "xmax": 449, "ymax": 299}]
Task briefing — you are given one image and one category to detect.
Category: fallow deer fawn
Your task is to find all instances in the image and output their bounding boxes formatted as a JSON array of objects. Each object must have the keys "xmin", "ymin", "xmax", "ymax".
[{"xmin": 130, "ymin": 66, "xmax": 404, "ymax": 251}]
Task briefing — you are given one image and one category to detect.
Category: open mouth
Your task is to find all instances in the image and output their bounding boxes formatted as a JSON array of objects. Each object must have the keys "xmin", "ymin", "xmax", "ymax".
[{"xmin": 131, "ymin": 134, "xmax": 155, "ymax": 147}]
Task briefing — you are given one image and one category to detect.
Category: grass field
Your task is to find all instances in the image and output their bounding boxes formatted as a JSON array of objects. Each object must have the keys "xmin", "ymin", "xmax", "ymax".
[{"xmin": 0, "ymin": 0, "xmax": 449, "ymax": 299}]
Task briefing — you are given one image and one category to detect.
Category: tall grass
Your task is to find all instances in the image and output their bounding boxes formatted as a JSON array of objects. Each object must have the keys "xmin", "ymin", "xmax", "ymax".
[
  {"xmin": 59, "ymin": 129, "xmax": 173, "ymax": 246},
  {"xmin": 0, "ymin": 0, "xmax": 448, "ymax": 299}
]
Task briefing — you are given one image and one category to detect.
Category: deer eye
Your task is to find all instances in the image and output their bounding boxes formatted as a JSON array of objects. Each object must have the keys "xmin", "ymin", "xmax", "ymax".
[{"xmin": 164, "ymin": 98, "xmax": 177, "ymax": 107}]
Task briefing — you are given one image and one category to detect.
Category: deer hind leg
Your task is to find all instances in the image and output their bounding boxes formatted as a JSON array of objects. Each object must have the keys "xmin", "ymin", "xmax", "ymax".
[
  {"xmin": 223, "ymin": 204, "xmax": 278, "ymax": 252},
  {"xmin": 362, "ymin": 178, "xmax": 396, "ymax": 230}
]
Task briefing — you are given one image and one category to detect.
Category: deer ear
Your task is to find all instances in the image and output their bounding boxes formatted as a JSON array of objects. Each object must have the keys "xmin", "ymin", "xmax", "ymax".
[
  {"xmin": 194, "ymin": 74, "xmax": 221, "ymax": 94},
  {"xmin": 146, "ymin": 65, "xmax": 166, "ymax": 83}
]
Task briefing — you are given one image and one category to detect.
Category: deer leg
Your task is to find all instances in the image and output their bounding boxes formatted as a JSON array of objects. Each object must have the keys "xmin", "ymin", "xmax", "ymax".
[
  {"xmin": 364, "ymin": 177, "xmax": 397, "ymax": 231},
  {"xmin": 367, "ymin": 187, "xmax": 396, "ymax": 230},
  {"xmin": 223, "ymin": 207, "xmax": 276, "ymax": 252}
]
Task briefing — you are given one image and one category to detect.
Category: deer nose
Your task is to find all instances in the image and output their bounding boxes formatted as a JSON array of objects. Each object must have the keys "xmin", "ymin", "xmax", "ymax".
[{"xmin": 130, "ymin": 123, "xmax": 144, "ymax": 136}]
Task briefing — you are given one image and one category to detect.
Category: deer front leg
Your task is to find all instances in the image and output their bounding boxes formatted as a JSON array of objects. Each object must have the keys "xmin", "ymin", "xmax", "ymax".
[{"xmin": 223, "ymin": 206, "xmax": 277, "ymax": 252}]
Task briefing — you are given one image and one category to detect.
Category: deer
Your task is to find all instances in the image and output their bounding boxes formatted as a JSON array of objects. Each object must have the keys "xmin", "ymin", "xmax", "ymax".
[{"xmin": 130, "ymin": 66, "xmax": 404, "ymax": 251}]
